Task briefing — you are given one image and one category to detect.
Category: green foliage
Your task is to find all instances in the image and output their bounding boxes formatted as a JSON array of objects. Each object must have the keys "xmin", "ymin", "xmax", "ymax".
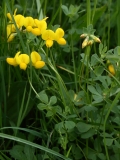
[{"xmin": 1, "ymin": 0, "xmax": 120, "ymax": 160}]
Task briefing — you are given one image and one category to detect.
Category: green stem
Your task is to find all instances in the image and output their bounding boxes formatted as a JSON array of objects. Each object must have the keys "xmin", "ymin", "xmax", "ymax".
[
  {"xmin": 71, "ymin": 23, "xmax": 78, "ymax": 92},
  {"xmin": 87, "ymin": 0, "xmax": 91, "ymax": 26},
  {"xmin": 103, "ymin": 91, "xmax": 120, "ymax": 160},
  {"xmin": 107, "ymin": 0, "xmax": 111, "ymax": 49},
  {"xmin": 91, "ymin": 0, "xmax": 97, "ymax": 23}
]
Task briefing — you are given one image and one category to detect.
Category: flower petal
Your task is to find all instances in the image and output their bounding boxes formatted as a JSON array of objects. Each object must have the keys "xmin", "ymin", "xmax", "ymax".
[
  {"xmin": 34, "ymin": 61, "xmax": 45, "ymax": 69},
  {"xmin": 31, "ymin": 51, "xmax": 41, "ymax": 64},
  {"xmin": 42, "ymin": 30, "xmax": 55, "ymax": 40}
]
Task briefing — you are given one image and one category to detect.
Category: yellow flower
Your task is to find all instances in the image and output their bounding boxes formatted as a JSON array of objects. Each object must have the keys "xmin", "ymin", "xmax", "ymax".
[
  {"xmin": 15, "ymin": 51, "xmax": 30, "ymax": 70},
  {"xmin": 7, "ymin": 9, "xmax": 24, "ymax": 29},
  {"xmin": 55, "ymin": 28, "xmax": 66, "ymax": 45},
  {"xmin": 42, "ymin": 30, "xmax": 55, "ymax": 47},
  {"xmin": 24, "ymin": 17, "xmax": 35, "ymax": 30},
  {"xmin": 108, "ymin": 64, "xmax": 115, "ymax": 75},
  {"xmin": 14, "ymin": 14, "xmax": 25, "ymax": 28},
  {"xmin": 31, "ymin": 51, "xmax": 45, "ymax": 69},
  {"xmin": 34, "ymin": 19, "xmax": 47, "ymax": 35}
]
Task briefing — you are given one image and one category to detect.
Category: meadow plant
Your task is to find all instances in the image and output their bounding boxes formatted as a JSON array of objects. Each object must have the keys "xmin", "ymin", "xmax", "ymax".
[{"xmin": 0, "ymin": 0, "xmax": 120, "ymax": 160}]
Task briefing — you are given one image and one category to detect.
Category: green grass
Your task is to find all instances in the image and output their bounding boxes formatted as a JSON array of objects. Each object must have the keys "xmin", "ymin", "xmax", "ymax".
[{"xmin": 0, "ymin": 0, "xmax": 120, "ymax": 160}]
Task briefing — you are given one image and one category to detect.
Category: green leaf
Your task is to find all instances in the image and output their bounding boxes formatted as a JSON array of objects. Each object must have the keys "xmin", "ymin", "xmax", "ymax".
[
  {"xmin": 37, "ymin": 92, "xmax": 48, "ymax": 104},
  {"xmin": 114, "ymin": 140, "xmax": 120, "ymax": 148},
  {"xmin": 114, "ymin": 46, "xmax": 120, "ymax": 55},
  {"xmin": 37, "ymin": 103, "xmax": 47, "ymax": 110},
  {"xmin": 61, "ymin": 5, "xmax": 69, "ymax": 15},
  {"xmin": 97, "ymin": 153, "xmax": 106, "ymax": 160},
  {"xmin": 83, "ymin": 105, "xmax": 98, "ymax": 112},
  {"xmin": 68, "ymin": 90, "xmax": 75, "ymax": 102},
  {"xmin": 88, "ymin": 85, "xmax": 100, "ymax": 95},
  {"xmin": 9, "ymin": 145, "xmax": 26, "ymax": 160},
  {"xmin": 94, "ymin": 138, "xmax": 102, "ymax": 152},
  {"xmin": 46, "ymin": 110, "xmax": 54, "ymax": 117},
  {"xmin": 55, "ymin": 121, "xmax": 76, "ymax": 134},
  {"xmin": 24, "ymin": 145, "xmax": 35, "ymax": 160},
  {"xmin": 103, "ymin": 138, "xmax": 113, "ymax": 146},
  {"xmin": 81, "ymin": 128, "xmax": 95, "ymax": 139},
  {"xmin": 49, "ymin": 96, "xmax": 57, "ymax": 105},
  {"xmin": 94, "ymin": 66, "xmax": 104, "ymax": 76},
  {"xmin": 92, "ymin": 95, "xmax": 103, "ymax": 103},
  {"xmin": 76, "ymin": 122, "xmax": 92, "ymax": 133}
]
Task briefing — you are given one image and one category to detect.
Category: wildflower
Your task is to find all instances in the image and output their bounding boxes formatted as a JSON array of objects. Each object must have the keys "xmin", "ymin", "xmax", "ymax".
[
  {"xmin": 7, "ymin": 9, "xmax": 24, "ymax": 29},
  {"xmin": 24, "ymin": 16, "xmax": 35, "ymax": 31},
  {"xmin": 15, "ymin": 51, "xmax": 30, "ymax": 70},
  {"xmin": 108, "ymin": 64, "xmax": 115, "ymax": 75},
  {"xmin": 31, "ymin": 51, "xmax": 45, "ymax": 69},
  {"xmin": 34, "ymin": 18, "xmax": 47, "ymax": 35},
  {"xmin": 55, "ymin": 28, "xmax": 66, "ymax": 45},
  {"xmin": 42, "ymin": 29, "xmax": 55, "ymax": 47}
]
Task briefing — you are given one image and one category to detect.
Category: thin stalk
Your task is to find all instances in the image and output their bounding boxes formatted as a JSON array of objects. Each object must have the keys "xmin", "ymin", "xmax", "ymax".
[
  {"xmin": 87, "ymin": 0, "xmax": 91, "ymax": 26},
  {"xmin": 107, "ymin": 0, "xmax": 111, "ymax": 49},
  {"xmin": 91, "ymin": 0, "xmax": 97, "ymax": 23},
  {"xmin": 71, "ymin": 22, "xmax": 78, "ymax": 92}
]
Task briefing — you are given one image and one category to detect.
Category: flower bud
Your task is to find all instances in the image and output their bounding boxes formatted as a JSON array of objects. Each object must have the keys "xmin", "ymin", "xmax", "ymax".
[
  {"xmin": 80, "ymin": 33, "xmax": 87, "ymax": 38},
  {"xmin": 82, "ymin": 36, "xmax": 89, "ymax": 48},
  {"xmin": 108, "ymin": 64, "xmax": 115, "ymax": 75}
]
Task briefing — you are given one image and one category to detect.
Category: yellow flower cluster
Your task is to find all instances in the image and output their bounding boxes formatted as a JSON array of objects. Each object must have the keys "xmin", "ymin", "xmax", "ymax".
[
  {"xmin": 7, "ymin": 9, "xmax": 66, "ymax": 47},
  {"xmin": 6, "ymin": 51, "xmax": 45, "ymax": 70}
]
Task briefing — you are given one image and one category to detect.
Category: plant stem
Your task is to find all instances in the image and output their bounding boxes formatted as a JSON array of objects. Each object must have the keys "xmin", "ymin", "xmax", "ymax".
[
  {"xmin": 71, "ymin": 22, "xmax": 78, "ymax": 92},
  {"xmin": 87, "ymin": 0, "xmax": 91, "ymax": 26}
]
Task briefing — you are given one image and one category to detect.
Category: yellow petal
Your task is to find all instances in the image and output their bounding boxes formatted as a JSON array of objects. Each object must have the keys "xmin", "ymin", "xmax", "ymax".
[
  {"xmin": 34, "ymin": 19, "xmax": 47, "ymax": 34},
  {"xmin": 6, "ymin": 58, "xmax": 18, "ymax": 66},
  {"xmin": 7, "ymin": 33, "xmax": 17, "ymax": 42},
  {"xmin": 55, "ymin": 28, "xmax": 64, "ymax": 39},
  {"xmin": 24, "ymin": 17, "xmax": 34, "ymax": 28},
  {"xmin": 46, "ymin": 39, "xmax": 53, "ymax": 47},
  {"xmin": 42, "ymin": 30, "xmax": 55, "ymax": 40},
  {"xmin": 7, "ymin": 13, "xmax": 12, "ymax": 21},
  {"xmin": 57, "ymin": 38, "xmax": 66, "ymax": 45},
  {"xmin": 26, "ymin": 26, "xmax": 32, "ymax": 32},
  {"xmin": 19, "ymin": 63, "xmax": 27, "ymax": 70},
  {"xmin": 14, "ymin": 14, "xmax": 25, "ymax": 28},
  {"xmin": 31, "ymin": 28, "xmax": 41, "ymax": 36},
  {"xmin": 19, "ymin": 54, "xmax": 30, "ymax": 64},
  {"xmin": 31, "ymin": 51, "xmax": 41, "ymax": 64},
  {"xmin": 34, "ymin": 61, "xmax": 45, "ymax": 69}
]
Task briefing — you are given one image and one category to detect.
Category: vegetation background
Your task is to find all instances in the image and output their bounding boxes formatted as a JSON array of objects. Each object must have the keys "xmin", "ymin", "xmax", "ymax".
[{"xmin": 0, "ymin": 0, "xmax": 120, "ymax": 160}]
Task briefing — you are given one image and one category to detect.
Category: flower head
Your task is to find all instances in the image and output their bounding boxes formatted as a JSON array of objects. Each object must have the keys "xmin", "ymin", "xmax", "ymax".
[
  {"xmin": 55, "ymin": 28, "xmax": 66, "ymax": 45},
  {"xmin": 15, "ymin": 51, "xmax": 30, "ymax": 70},
  {"xmin": 31, "ymin": 51, "xmax": 45, "ymax": 69},
  {"xmin": 42, "ymin": 30, "xmax": 55, "ymax": 47}
]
